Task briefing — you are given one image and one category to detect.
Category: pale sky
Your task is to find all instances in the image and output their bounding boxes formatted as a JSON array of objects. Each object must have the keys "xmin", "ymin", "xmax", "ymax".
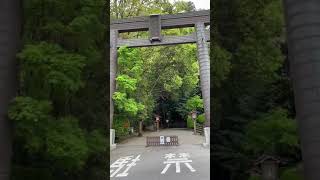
[{"xmin": 169, "ymin": 0, "xmax": 210, "ymax": 10}]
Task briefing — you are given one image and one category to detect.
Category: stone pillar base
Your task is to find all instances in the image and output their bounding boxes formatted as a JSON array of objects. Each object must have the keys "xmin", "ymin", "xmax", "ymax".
[
  {"xmin": 203, "ymin": 127, "xmax": 210, "ymax": 147},
  {"xmin": 110, "ymin": 143, "xmax": 117, "ymax": 150},
  {"xmin": 110, "ymin": 129, "xmax": 117, "ymax": 151}
]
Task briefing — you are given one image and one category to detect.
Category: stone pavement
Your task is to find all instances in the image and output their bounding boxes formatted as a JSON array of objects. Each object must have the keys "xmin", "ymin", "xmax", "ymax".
[{"xmin": 110, "ymin": 128, "xmax": 210, "ymax": 180}]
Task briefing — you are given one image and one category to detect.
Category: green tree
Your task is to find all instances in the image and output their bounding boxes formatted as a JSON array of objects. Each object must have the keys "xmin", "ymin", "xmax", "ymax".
[
  {"xmin": 245, "ymin": 108, "xmax": 299, "ymax": 156},
  {"xmin": 185, "ymin": 95, "xmax": 204, "ymax": 111},
  {"xmin": 211, "ymin": 0, "xmax": 299, "ymax": 179},
  {"xmin": 244, "ymin": 108, "xmax": 299, "ymax": 180},
  {"xmin": 280, "ymin": 167, "xmax": 303, "ymax": 180},
  {"xmin": 113, "ymin": 47, "xmax": 145, "ymax": 117},
  {"xmin": 112, "ymin": 0, "xmax": 201, "ymax": 130},
  {"xmin": 10, "ymin": 0, "xmax": 107, "ymax": 179}
]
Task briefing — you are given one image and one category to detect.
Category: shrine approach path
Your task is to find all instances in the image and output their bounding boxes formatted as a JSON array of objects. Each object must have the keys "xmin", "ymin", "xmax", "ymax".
[{"xmin": 110, "ymin": 128, "xmax": 210, "ymax": 180}]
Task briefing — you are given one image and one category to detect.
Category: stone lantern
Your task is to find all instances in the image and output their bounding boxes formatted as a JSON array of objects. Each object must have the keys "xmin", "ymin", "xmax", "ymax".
[
  {"xmin": 191, "ymin": 110, "xmax": 197, "ymax": 135},
  {"xmin": 255, "ymin": 155, "xmax": 281, "ymax": 180},
  {"xmin": 155, "ymin": 115, "xmax": 160, "ymax": 132}
]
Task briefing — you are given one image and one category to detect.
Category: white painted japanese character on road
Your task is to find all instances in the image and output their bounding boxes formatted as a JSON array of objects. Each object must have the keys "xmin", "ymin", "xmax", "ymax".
[
  {"xmin": 161, "ymin": 153, "xmax": 196, "ymax": 174},
  {"xmin": 110, "ymin": 154, "xmax": 141, "ymax": 177}
]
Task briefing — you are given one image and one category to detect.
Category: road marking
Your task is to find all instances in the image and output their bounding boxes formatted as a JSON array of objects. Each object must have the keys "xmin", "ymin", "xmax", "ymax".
[
  {"xmin": 110, "ymin": 164, "xmax": 125, "ymax": 177},
  {"xmin": 110, "ymin": 154, "xmax": 141, "ymax": 177},
  {"xmin": 165, "ymin": 153, "xmax": 176, "ymax": 159},
  {"xmin": 161, "ymin": 164, "xmax": 171, "ymax": 174},
  {"xmin": 161, "ymin": 153, "xmax": 196, "ymax": 175},
  {"xmin": 185, "ymin": 162, "xmax": 196, "ymax": 172},
  {"xmin": 176, "ymin": 162, "xmax": 181, "ymax": 173}
]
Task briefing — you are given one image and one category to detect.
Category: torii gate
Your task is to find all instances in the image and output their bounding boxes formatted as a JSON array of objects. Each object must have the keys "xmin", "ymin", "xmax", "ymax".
[{"xmin": 110, "ymin": 10, "xmax": 210, "ymax": 148}]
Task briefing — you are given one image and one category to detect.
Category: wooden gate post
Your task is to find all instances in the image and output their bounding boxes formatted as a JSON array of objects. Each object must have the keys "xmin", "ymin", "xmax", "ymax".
[
  {"xmin": 110, "ymin": 29, "xmax": 118, "ymax": 129},
  {"xmin": 195, "ymin": 22, "xmax": 210, "ymax": 127}
]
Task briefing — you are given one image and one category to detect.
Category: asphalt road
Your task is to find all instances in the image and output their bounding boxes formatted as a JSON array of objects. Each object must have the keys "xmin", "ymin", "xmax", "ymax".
[{"xmin": 110, "ymin": 129, "xmax": 210, "ymax": 180}]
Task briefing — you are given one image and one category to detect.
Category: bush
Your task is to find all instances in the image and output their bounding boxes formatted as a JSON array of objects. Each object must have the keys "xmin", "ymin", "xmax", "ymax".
[
  {"xmin": 12, "ymin": 166, "xmax": 54, "ymax": 180},
  {"xmin": 244, "ymin": 108, "xmax": 299, "ymax": 155},
  {"xmin": 280, "ymin": 168, "xmax": 303, "ymax": 180},
  {"xmin": 46, "ymin": 117, "xmax": 89, "ymax": 170},
  {"xmin": 113, "ymin": 115, "xmax": 130, "ymax": 139},
  {"xmin": 197, "ymin": 113, "xmax": 205, "ymax": 124},
  {"xmin": 187, "ymin": 115, "xmax": 194, "ymax": 129},
  {"xmin": 8, "ymin": 97, "xmax": 53, "ymax": 153},
  {"xmin": 248, "ymin": 175, "xmax": 261, "ymax": 180}
]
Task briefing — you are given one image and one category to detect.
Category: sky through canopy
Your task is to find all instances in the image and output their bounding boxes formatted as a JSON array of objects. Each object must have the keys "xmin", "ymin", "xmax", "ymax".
[{"xmin": 169, "ymin": 0, "xmax": 210, "ymax": 10}]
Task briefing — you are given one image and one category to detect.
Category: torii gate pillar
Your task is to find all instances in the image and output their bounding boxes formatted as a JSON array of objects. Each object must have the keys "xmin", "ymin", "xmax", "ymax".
[
  {"xmin": 110, "ymin": 29, "xmax": 118, "ymax": 150},
  {"xmin": 195, "ymin": 22, "xmax": 210, "ymax": 147},
  {"xmin": 195, "ymin": 22, "xmax": 210, "ymax": 127}
]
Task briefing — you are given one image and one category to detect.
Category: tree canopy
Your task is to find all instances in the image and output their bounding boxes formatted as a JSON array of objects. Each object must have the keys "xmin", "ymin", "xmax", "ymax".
[
  {"xmin": 212, "ymin": 0, "xmax": 300, "ymax": 179},
  {"xmin": 10, "ymin": 0, "xmax": 107, "ymax": 179},
  {"xmin": 6, "ymin": 0, "xmax": 303, "ymax": 179},
  {"xmin": 110, "ymin": 0, "xmax": 207, "ymax": 136}
]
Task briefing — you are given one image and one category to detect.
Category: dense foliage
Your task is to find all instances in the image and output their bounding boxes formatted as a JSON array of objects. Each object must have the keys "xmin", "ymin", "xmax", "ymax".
[
  {"xmin": 244, "ymin": 108, "xmax": 299, "ymax": 157},
  {"xmin": 111, "ymin": 0, "xmax": 205, "ymax": 133},
  {"xmin": 280, "ymin": 167, "xmax": 303, "ymax": 180},
  {"xmin": 9, "ymin": 0, "xmax": 107, "ymax": 179},
  {"xmin": 212, "ymin": 0, "xmax": 301, "ymax": 179},
  {"xmin": 7, "ymin": 0, "xmax": 303, "ymax": 179}
]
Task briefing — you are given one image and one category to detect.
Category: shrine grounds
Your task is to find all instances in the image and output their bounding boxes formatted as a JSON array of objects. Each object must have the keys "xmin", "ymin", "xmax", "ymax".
[{"xmin": 110, "ymin": 129, "xmax": 210, "ymax": 180}]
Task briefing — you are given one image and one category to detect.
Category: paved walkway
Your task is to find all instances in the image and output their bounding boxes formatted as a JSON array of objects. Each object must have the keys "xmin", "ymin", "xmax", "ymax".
[{"xmin": 110, "ymin": 128, "xmax": 210, "ymax": 180}]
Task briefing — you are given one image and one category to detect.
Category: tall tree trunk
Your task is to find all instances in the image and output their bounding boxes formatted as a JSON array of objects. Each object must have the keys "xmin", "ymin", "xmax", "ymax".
[
  {"xmin": 138, "ymin": 120, "xmax": 143, "ymax": 136},
  {"xmin": 0, "ymin": 0, "xmax": 21, "ymax": 180},
  {"xmin": 283, "ymin": 1, "xmax": 320, "ymax": 179},
  {"xmin": 195, "ymin": 22, "xmax": 210, "ymax": 127}
]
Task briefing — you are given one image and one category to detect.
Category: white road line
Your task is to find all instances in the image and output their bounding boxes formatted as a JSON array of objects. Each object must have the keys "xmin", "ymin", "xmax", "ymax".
[
  {"xmin": 117, "ymin": 161, "xmax": 136, "ymax": 177},
  {"xmin": 176, "ymin": 162, "xmax": 181, "ymax": 173},
  {"xmin": 110, "ymin": 165, "xmax": 124, "ymax": 177},
  {"xmin": 185, "ymin": 162, "xmax": 196, "ymax": 172},
  {"xmin": 164, "ymin": 159, "xmax": 192, "ymax": 163},
  {"xmin": 161, "ymin": 164, "xmax": 171, "ymax": 174}
]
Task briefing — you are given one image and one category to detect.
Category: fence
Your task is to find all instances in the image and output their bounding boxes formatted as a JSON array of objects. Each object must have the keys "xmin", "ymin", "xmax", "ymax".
[
  {"xmin": 196, "ymin": 123, "xmax": 204, "ymax": 136},
  {"xmin": 146, "ymin": 136, "xmax": 179, "ymax": 146}
]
